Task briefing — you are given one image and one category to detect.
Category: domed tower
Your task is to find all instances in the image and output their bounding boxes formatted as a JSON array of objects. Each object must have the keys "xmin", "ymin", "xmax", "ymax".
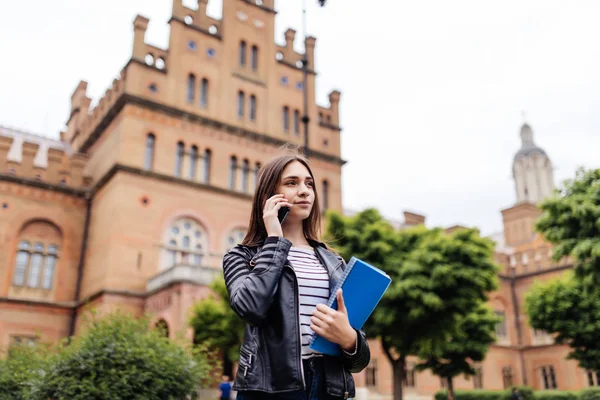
[{"xmin": 512, "ymin": 122, "xmax": 554, "ymax": 203}]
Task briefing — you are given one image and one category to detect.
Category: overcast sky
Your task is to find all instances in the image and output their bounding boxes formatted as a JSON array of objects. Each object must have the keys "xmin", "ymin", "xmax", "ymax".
[{"xmin": 1, "ymin": 0, "xmax": 599, "ymax": 236}]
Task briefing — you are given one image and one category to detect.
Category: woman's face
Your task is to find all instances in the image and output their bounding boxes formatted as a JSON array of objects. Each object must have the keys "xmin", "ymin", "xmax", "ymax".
[{"xmin": 275, "ymin": 161, "xmax": 315, "ymax": 222}]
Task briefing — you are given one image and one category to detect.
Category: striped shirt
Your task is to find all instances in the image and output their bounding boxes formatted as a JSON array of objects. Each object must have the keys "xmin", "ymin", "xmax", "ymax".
[{"xmin": 288, "ymin": 246, "xmax": 330, "ymax": 359}]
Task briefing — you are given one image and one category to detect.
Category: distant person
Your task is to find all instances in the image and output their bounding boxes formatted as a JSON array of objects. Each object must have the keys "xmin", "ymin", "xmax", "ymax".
[
  {"xmin": 222, "ymin": 151, "xmax": 370, "ymax": 399},
  {"xmin": 512, "ymin": 388, "xmax": 524, "ymax": 400},
  {"xmin": 218, "ymin": 375, "xmax": 232, "ymax": 400}
]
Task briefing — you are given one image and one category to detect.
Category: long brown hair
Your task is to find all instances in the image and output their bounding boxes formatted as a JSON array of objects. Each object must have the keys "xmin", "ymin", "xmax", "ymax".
[{"xmin": 242, "ymin": 152, "xmax": 322, "ymax": 247}]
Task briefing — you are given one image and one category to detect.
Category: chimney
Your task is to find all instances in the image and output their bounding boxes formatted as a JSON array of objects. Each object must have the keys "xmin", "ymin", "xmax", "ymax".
[
  {"xmin": 284, "ymin": 28, "xmax": 296, "ymax": 58},
  {"xmin": 403, "ymin": 211, "xmax": 426, "ymax": 226},
  {"xmin": 328, "ymin": 90, "xmax": 341, "ymax": 126},
  {"xmin": 305, "ymin": 36, "xmax": 317, "ymax": 70},
  {"xmin": 132, "ymin": 15, "xmax": 149, "ymax": 61}
]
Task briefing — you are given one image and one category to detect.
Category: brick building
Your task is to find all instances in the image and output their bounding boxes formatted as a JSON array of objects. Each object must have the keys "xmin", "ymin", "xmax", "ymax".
[{"xmin": 0, "ymin": 1, "xmax": 597, "ymax": 399}]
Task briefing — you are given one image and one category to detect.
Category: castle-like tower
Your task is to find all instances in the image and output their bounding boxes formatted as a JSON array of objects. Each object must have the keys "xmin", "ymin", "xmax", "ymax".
[
  {"xmin": 0, "ymin": 0, "xmax": 343, "ymax": 355},
  {"xmin": 512, "ymin": 122, "xmax": 554, "ymax": 204}
]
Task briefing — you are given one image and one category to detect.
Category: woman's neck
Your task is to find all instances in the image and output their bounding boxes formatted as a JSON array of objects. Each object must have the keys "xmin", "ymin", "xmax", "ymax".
[{"xmin": 282, "ymin": 221, "xmax": 310, "ymax": 247}]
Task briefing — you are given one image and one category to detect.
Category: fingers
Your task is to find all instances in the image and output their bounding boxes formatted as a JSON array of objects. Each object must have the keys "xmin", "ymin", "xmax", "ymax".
[
  {"xmin": 264, "ymin": 195, "xmax": 293, "ymax": 211},
  {"xmin": 336, "ymin": 289, "xmax": 346, "ymax": 313}
]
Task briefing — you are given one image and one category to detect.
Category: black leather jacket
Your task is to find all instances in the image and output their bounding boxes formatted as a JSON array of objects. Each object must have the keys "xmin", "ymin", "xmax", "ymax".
[{"xmin": 222, "ymin": 236, "xmax": 370, "ymax": 398}]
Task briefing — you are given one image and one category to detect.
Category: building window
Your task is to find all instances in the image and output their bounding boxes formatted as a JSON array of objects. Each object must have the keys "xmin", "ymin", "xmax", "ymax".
[
  {"xmin": 440, "ymin": 378, "xmax": 448, "ymax": 389},
  {"xmin": 541, "ymin": 365, "xmax": 557, "ymax": 389},
  {"xmin": 283, "ymin": 106, "xmax": 289, "ymax": 133},
  {"xmin": 254, "ymin": 162, "xmax": 261, "ymax": 188},
  {"xmin": 187, "ymin": 74, "xmax": 196, "ymax": 103},
  {"xmin": 144, "ymin": 133, "xmax": 155, "ymax": 171},
  {"xmin": 226, "ymin": 228, "xmax": 247, "ymax": 252},
  {"xmin": 239, "ymin": 41, "xmax": 247, "ymax": 66},
  {"xmin": 404, "ymin": 363, "xmax": 416, "ymax": 388},
  {"xmin": 200, "ymin": 78, "xmax": 208, "ymax": 108},
  {"xmin": 249, "ymin": 95, "xmax": 257, "ymax": 121},
  {"xmin": 189, "ymin": 145, "xmax": 198, "ymax": 180},
  {"xmin": 502, "ymin": 367, "xmax": 513, "ymax": 389},
  {"xmin": 474, "ymin": 366, "xmax": 483, "ymax": 389},
  {"xmin": 495, "ymin": 310, "xmax": 507, "ymax": 338},
  {"xmin": 155, "ymin": 320, "xmax": 169, "ymax": 338},
  {"xmin": 294, "ymin": 110, "xmax": 300, "ymax": 136},
  {"xmin": 322, "ymin": 180, "xmax": 329, "ymax": 212},
  {"xmin": 366, "ymin": 360, "xmax": 377, "ymax": 387},
  {"xmin": 251, "ymin": 45, "xmax": 258, "ymax": 71},
  {"xmin": 237, "ymin": 91, "xmax": 245, "ymax": 118},
  {"xmin": 587, "ymin": 370, "xmax": 600, "ymax": 387},
  {"xmin": 175, "ymin": 141, "xmax": 184, "ymax": 177},
  {"xmin": 12, "ymin": 222, "xmax": 61, "ymax": 290},
  {"xmin": 14, "ymin": 241, "xmax": 59, "ymax": 289},
  {"xmin": 10, "ymin": 336, "xmax": 38, "ymax": 352},
  {"xmin": 242, "ymin": 159, "xmax": 250, "ymax": 193},
  {"xmin": 163, "ymin": 218, "xmax": 207, "ymax": 269},
  {"xmin": 229, "ymin": 156, "xmax": 238, "ymax": 190},
  {"xmin": 203, "ymin": 149, "xmax": 212, "ymax": 184}
]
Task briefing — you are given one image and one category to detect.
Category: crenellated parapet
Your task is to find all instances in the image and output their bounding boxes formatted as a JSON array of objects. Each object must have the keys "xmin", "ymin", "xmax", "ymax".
[
  {"xmin": 0, "ymin": 126, "xmax": 91, "ymax": 189},
  {"xmin": 63, "ymin": 71, "xmax": 126, "ymax": 153}
]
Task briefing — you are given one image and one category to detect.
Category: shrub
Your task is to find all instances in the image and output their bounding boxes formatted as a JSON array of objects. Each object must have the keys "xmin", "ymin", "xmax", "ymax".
[
  {"xmin": 534, "ymin": 391, "xmax": 579, "ymax": 400},
  {"xmin": 33, "ymin": 311, "xmax": 216, "ymax": 400},
  {"xmin": 581, "ymin": 389, "xmax": 600, "ymax": 400}
]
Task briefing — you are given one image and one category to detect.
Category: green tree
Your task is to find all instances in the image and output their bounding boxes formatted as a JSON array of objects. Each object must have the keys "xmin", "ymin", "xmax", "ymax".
[
  {"xmin": 536, "ymin": 168, "xmax": 600, "ymax": 285},
  {"xmin": 325, "ymin": 209, "xmax": 499, "ymax": 400},
  {"xmin": 417, "ymin": 304, "xmax": 500, "ymax": 399},
  {"xmin": 34, "ymin": 311, "xmax": 214, "ymax": 400},
  {"xmin": 189, "ymin": 277, "xmax": 245, "ymax": 377},
  {"xmin": 525, "ymin": 273, "xmax": 600, "ymax": 372}
]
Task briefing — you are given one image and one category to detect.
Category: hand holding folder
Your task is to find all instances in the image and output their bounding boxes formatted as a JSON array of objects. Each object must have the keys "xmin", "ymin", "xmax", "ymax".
[{"xmin": 309, "ymin": 257, "xmax": 392, "ymax": 356}]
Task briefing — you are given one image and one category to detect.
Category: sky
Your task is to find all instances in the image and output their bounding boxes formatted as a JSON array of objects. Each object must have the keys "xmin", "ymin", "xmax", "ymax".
[{"xmin": 1, "ymin": 0, "xmax": 599, "ymax": 236}]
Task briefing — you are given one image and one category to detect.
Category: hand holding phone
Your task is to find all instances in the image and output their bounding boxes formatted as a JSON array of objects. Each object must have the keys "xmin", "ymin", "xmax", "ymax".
[{"xmin": 263, "ymin": 195, "xmax": 293, "ymax": 237}]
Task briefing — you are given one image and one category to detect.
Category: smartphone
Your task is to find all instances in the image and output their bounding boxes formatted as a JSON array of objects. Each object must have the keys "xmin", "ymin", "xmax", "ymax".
[{"xmin": 278, "ymin": 206, "xmax": 290, "ymax": 223}]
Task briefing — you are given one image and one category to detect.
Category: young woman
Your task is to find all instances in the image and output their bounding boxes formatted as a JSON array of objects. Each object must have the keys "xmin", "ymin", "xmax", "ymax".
[{"xmin": 223, "ymin": 153, "xmax": 370, "ymax": 399}]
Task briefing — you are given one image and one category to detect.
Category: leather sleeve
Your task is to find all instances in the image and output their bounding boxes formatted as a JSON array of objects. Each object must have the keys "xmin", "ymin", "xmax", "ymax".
[
  {"xmin": 223, "ymin": 236, "xmax": 292, "ymax": 325},
  {"xmin": 342, "ymin": 328, "xmax": 370, "ymax": 373}
]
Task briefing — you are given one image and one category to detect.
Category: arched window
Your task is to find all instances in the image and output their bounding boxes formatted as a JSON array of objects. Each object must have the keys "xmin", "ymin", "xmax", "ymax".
[
  {"xmin": 249, "ymin": 95, "xmax": 257, "ymax": 122},
  {"xmin": 155, "ymin": 319, "xmax": 170, "ymax": 338},
  {"xmin": 294, "ymin": 110, "xmax": 300, "ymax": 136},
  {"xmin": 187, "ymin": 74, "xmax": 196, "ymax": 103},
  {"xmin": 12, "ymin": 221, "xmax": 61, "ymax": 290},
  {"xmin": 144, "ymin": 133, "xmax": 155, "ymax": 171},
  {"xmin": 251, "ymin": 45, "xmax": 258, "ymax": 71},
  {"xmin": 502, "ymin": 367, "xmax": 513, "ymax": 389},
  {"xmin": 225, "ymin": 228, "xmax": 247, "ymax": 252},
  {"xmin": 200, "ymin": 78, "xmax": 208, "ymax": 108},
  {"xmin": 242, "ymin": 159, "xmax": 250, "ymax": 193},
  {"xmin": 495, "ymin": 310, "xmax": 507, "ymax": 338},
  {"xmin": 322, "ymin": 180, "xmax": 329, "ymax": 211},
  {"xmin": 237, "ymin": 91, "xmax": 245, "ymax": 118},
  {"xmin": 283, "ymin": 106, "xmax": 289, "ymax": 133},
  {"xmin": 204, "ymin": 149, "xmax": 212, "ymax": 184},
  {"xmin": 163, "ymin": 217, "xmax": 208, "ymax": 269},
  {"xmin": 175, "ymin": 141, "xmax": 185, "ymax": 177},
  {"xmin": 239, "ymin": 41, "xmax": 247, "ymax": 66},
  {"xmin": 189, "ymin": 145, "xmax": 198, "ymax": 179},
  {"xmin": 229, "ymin": 156, "xmax": 238, "ymax": 190}
]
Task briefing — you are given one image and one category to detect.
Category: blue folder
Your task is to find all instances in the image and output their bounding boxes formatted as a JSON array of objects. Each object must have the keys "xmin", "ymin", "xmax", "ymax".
[{"xmin": 309, "ymin": 257, "xmax": 392, "ymax": 356}]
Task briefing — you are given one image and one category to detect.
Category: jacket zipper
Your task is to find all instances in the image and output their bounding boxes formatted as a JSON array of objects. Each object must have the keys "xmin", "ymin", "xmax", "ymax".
[
  {"xmin": 342, "ymin": 367, "xmax": 349, "ymax": 399},
  {"xmin": 287, "ymin": 265, "xmax": 306, "ymax": 391}
]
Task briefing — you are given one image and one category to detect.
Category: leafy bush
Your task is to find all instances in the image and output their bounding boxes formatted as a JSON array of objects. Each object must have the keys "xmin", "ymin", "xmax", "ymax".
[
  {"xmin": 435, "ymin": 386, "xmax": 534, "ymax": 400},
  {"xmin": 32, "ymin": 311, "xmax": 216, "ymax": 400},
  {"xmin": 0, "ymin": 340, "xmax": 52, "ymax": 400},
  {"xmin": 534, "ymin": 391, "xmax": 579, "ymax": 400},
  {"xmin": 581, "ymin": 389, "xmax": 600, "ymax": 400}
]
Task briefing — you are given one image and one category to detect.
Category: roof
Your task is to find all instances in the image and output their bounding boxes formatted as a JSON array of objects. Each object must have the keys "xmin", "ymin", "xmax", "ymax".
[{"xmin": 0, "ymin": 125, "xmax": 70, "ymax": 168}]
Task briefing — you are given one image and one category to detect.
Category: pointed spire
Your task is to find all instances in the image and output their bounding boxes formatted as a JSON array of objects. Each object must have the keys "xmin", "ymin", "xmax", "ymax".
[{"xmin": 520, "ymin": 122, "xmax": 535, "ymax": 148}]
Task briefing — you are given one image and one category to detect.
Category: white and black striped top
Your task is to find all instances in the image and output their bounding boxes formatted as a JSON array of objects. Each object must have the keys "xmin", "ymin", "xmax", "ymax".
[{"xmin": 287, "ymin": 246, "xmax": 330, "ymax": 359}]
